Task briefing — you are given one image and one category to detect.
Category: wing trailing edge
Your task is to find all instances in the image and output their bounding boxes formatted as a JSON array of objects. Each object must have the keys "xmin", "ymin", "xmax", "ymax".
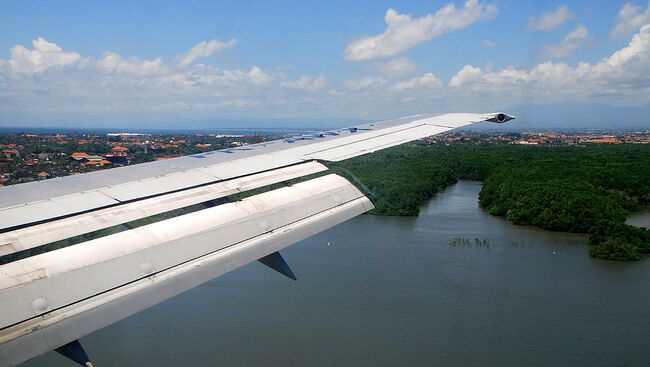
[{"xmin": 0, "ymin": 174, "xmax": 373, "ymax": 365}]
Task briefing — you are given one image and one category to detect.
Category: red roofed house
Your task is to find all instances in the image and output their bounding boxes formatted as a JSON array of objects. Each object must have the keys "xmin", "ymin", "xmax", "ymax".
[
  {"xmin": 71, "ymin": 152, "xmax": 89, "ymax": 160},
  {"xmin": 2, "ymin": 149, "xmax": 20, "ymax": 159},
  {"xmin": 71, "ymin": 152, "xmax": 104, "ymax": 163},
  {"xmin": 112, "ymin": 146, "xmax": 129, "ymax": 152},
  {"xmin": 589, "ymin": 137, "xmax": 621, "ymax": 144}
]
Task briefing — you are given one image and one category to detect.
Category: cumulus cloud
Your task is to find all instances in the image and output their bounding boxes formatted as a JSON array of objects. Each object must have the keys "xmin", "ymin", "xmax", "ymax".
[
  {"xmin": 8, "ymin": 38, "xmax": 83, "ymax": 75},
  {"xmin": 0, "ymin": 37, "xmax": 275, "ymax": 117},
  {"xmin": 247, "ymin": 66, "xmax": 273, "ymax": 85},
  {"xmin": 541, "ymin": 25, "xmax": 589, "ymax": 58},
  {"xmin": 343, "ymin": 0, "xmax": 498, "ymax": 61},
  {"xmin": 281, "ymin": 75, "xmax": 328, "ymax": 91},
  {"xmin": 97, "ymin": 52, "xmax": 167, "ymax": 76},
  {"xmin": 448, "ymin": 24, "xmax": 650, "ymax": 105},
  {"xmin": 449, "ymin": 65, "xmax": 483, "ymax": 88},
  {"xmin": 527, "ymin": 5, "xmax": 573, "ymax": 32},
  {"xmin": 611, "ymin": 1, "xmax": 650, "ymax": 37},
  {"xmin": 176, "ymin": 38, "xmax": 237, "ymax": 67},
  {"xmin": 393, "ymin": 73, "xmax": 442, "ymax": 90},
  {"xmin": 378, "ymin": 57, "xmax": 418, "ymax": 76},
  {"xmin": 482, "ymin": 39, "xmax": 496, "ymax": 48},
  {"xmin": 344, "ymin": 77, "xmax": 387, "ymax": 90},
  {"xmin": 192, "ymin": 99, "xmax": 260, "ymax": 110},
  {"xmin": 158, "ymin": 65, "xmax": 273, "ymax": 91}
]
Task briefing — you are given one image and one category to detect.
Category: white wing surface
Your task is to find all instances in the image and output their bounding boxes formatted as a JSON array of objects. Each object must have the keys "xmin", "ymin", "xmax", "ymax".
[{"xmin": 0, "ymin": 112, "xmax": 513, "ymax": 366}]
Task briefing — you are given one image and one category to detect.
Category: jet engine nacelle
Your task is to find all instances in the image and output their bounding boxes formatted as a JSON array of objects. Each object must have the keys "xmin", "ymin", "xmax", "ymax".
[{"xmin": 484, "ymin": 112, "xmax": 516, "ymax": 123}]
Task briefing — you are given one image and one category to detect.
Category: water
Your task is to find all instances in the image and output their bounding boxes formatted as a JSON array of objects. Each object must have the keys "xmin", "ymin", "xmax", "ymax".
[
  {"xmin": 627, "ymin": 207, "xmax": 650, "ymax": 229},
  {"xmin": 23, "ymin": 181, "xmax": 650, "ymax": 367}
]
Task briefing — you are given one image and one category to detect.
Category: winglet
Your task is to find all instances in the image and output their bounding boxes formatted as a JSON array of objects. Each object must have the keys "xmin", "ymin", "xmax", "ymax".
[
  {"xmin": 54, "ymin": 340, "xmax": 93, "ymax": 367},
  {"xmin": 258, "ymin": 251, "xmax": 297, "ymax": 280}
]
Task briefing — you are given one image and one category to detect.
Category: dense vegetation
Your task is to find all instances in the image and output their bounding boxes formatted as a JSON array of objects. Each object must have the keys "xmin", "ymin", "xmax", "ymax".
[{"xmin": 329, "ymin": 143, "xmax": 650, "ymax": 261}]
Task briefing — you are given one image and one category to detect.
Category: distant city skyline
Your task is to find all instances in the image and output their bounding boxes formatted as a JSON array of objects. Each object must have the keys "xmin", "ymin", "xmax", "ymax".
[{"xmin": 2, "ymin": 0, "xmax": 650, "ymax": 128}]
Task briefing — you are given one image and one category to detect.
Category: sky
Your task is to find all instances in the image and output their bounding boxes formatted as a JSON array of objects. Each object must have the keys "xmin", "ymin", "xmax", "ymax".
[{"xmin": 1, "ymin": 0, "xmax": 650, "ymax": 129}]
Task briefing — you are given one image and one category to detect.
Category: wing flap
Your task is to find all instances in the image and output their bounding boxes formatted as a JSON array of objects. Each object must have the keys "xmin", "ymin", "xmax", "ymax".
[
  {"xmin": 0, "ymin": 155, "xmax": 306, "ymax": 231},
  {"xmin": 196, "ymin": 153, "xmax": 304, "ymax": 180},
  {"xmin": 0, "ymin": 174, "xmax": 373, "ymax": 365},
  {"xmin": 0, "ymin": 161, "xmax": 327, "ymax": 257},
  {"xmin": 0, "ymin": 191, "xmax": 119, "ymax": 231},
  {"xmin": 0, "ymin": 174, "xmax": 369, "ymax": 330},
  {"xmin": 0, "ymin": 195, "xmax": 371, "ymax": 366},
  {"xmin": 98, "ymin": 169, "xmax": 219, "ymax": 202}
]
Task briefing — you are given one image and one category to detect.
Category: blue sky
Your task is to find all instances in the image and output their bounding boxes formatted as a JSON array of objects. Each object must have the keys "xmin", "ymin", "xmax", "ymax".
[{"xmin": 1, "ymin": 0, "xmax": 650, "ymax": 129}]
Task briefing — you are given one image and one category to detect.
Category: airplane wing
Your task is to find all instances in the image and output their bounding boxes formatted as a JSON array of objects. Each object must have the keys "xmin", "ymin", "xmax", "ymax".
[{"xmin": 0, "ymin": 112, "xmax": 514, "ymax": 366}]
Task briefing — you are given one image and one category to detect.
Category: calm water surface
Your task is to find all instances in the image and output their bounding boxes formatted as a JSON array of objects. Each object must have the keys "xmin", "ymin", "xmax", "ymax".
[
  {"xmin": 24, "ymin": 181, "xmax": 650, "ymax": 367},
  {"xmin": 627, "ymin": 207, "xmax": 650, "ymax": 229}
]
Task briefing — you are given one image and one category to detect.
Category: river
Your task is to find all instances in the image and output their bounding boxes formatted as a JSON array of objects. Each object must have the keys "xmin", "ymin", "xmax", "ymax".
[
  {"xmin": 627, "ymin": 207, "xmax": 650, "ymax": 229},
  {"xmin": 23, "ymin": 181, "xmax": 650, "ymax": 367}
]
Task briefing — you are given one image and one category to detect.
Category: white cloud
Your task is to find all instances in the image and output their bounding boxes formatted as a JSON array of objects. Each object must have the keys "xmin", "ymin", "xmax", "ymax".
[
  {"xmin": 247, "ymin": 66, "xmax": 273, "ymax": 85},
  {"xmin": 343, "ymin": 0, "xmax": 498, "ymax": 61},
  {"xmin": 158, "ymin": 65, "xmax": 273, "ymax": 91},
  {"xmin": 281, "ymin": 75, "xmax": 328, "ymax": 91},
  {"xmin": 177, "ymin": 38, "xmax": 237, "ymax": 67},
  {"xmin": 97, "ymin": 52, "xmax": 167, "ymax": 76},
  {"xmin": 611, "ymin": 1, "xmax": 650, "ymax": 37},
  {"xmin": 482, "ymin": 39, "xmax": 496, "ymax": 48},
  {"xmin": 0, "ymin": 37, "xmax": 277, "ymax": 119},
  {"xmin": 393, "ymin": 73, "xmax": 442, "ymax": 90},
  {"xmin": 449, "ymin": 65, "xmax": 483, "ymax": 87},
  {"xmin": 448, "ymin": 24, "xmax": 650, "ymax": 105},
  {"xmin": 378, "ymin": 57, "xmax": 418, "ymax": 76},
  {"xmin": 344, "ymin": 77, "xmax": 387, "ymax": 90},
  {"xmin": 192, "ymin": 99, "xmax": 260, "ymax": 110},
  {"xmin": 541, "ymin": 25, "xmax": 589, "ymax": 58},
  {"xmin": 527, "ymin": 5, "xmax": 573, "ymax": 32},
  {"xmin": 8, "ymin": 38, "xmax": 82, "ymax": 75}
]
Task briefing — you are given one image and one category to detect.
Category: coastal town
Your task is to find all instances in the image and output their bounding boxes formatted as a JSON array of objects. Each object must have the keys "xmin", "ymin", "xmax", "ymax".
[
  {"xmin": 0, "ymin": 132, "xmax": 279, "ymax": 186},
  {"xmin": 425, "ymin": 129, "xmax": 650, "ymax": 145},
  {"xmin": 1, "ymin": 129, "xmax": 649, "ymax": 186}
]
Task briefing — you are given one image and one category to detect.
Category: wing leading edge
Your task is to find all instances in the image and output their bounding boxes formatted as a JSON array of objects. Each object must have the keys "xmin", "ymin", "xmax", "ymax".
[{"xmin": 0, "ymin": 112, "xmax": 514, "ymax": 366}]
